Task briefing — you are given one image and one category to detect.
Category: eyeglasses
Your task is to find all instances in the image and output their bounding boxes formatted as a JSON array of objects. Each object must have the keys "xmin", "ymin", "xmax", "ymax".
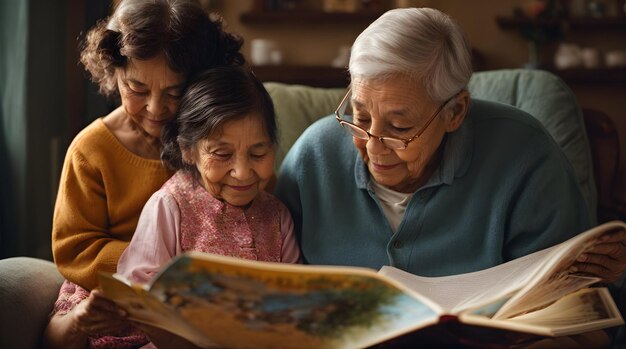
[{"xmin": 334, "ymin": 88, "xmax": 458, "ymax": 150}]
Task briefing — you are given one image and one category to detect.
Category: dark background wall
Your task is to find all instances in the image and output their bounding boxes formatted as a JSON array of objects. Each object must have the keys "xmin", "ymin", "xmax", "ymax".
[
  {"xmin": 0, "ymin": 0, "xmax": 30, "ymax": 258},
  {"xmin": 0, "ymin": 0, "xmax": 111, "ymax": 260}
]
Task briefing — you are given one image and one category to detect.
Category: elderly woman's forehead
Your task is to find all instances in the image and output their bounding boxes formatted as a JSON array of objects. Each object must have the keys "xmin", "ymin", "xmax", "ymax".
[{"xmin": 351, "ymin": 77, "xmax": 429, "ymax": 101}]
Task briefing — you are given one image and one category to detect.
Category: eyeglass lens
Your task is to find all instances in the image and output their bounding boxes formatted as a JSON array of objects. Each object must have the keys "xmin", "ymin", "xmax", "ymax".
[{"xmin": 338, "ymin": 91, "xmax": 409, "ymax": 149}]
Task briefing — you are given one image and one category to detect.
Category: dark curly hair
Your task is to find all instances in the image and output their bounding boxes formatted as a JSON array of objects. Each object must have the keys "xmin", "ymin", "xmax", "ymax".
[
  {"xmin": 80, "ymin": 0, "xmax": 245, "ymax": 98},
  {"xmin": 161, "ymin": 66, "xmax": 276, "ymax": 177}
]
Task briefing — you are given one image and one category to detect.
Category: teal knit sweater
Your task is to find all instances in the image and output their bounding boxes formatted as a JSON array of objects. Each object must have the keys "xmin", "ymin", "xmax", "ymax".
[{"xmin": 275, "ymin": 98, "xmax": 592, "ymax": 277}]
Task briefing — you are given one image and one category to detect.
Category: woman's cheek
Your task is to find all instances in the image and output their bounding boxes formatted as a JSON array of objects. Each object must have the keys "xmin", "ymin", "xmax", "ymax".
[
  {"xmin": 353, "ymin": 137, "xmax": 369, "ymax": 163},
  {"xmin": 121, "ymin": 93, "xmax": 145, "ymax": 115},
  {"xmin": 198, "ymin": 160, "xmax": 226, "ymax": 198},
  {"xmin": 166, "ymin": 98, "xmax": 181, "ymax": 116},
  {"xmin": 260, "ymin": 153, "xmax": 277, "ymax": 180}
]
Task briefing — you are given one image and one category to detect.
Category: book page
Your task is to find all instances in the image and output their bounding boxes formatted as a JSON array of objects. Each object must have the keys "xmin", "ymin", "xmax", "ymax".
[
  {"xmin": 506, "ymin": 288, "xmax": 624, "ymax": 336},
  {"xmin": 493, "ymin": 221, "xmax": 626, "ymax": 319},
  {"xmin": 136, "ymin": 253, "xmax": 444, "ymax": 349},
  {"xmin": 380, "ymin": 221, "xmax": 626, "ymax": 319},
  {"xmin": 98, "ymin": 273, "xmax": 217, "ymax": 348},
  {"xmin": 457, "ymin": 288, "xmax": 624, "ymax": 337},
  {"xmin": 379, "ymin": 247, "xmax": 553, "ymax": 313}
]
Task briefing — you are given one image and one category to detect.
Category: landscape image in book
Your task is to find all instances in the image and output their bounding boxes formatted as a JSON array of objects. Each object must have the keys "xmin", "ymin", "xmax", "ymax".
[{"xmin": 111, "ymin": 255, "xmax": 441, "ymax": 349}]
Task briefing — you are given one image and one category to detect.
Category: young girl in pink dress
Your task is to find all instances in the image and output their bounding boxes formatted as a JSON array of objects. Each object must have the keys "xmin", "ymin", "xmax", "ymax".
[{"xmin": 117, "ymin": 66, "xmax": 301, "ymax": 286}]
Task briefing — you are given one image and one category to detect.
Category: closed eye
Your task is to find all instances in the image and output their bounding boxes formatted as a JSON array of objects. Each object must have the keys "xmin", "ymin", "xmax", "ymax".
[
  {"xmin": 353, "ymin": 117, "xmax": 371, "ymax": 126},
  {"xmin": 167, "ymin": 90, "xmax": 183, "ymax": 99},
  {"xmin": 211, "ymin": 152, "xmax": 232, "ymax": 160},
  {"xmin": 391, "ymin": 126, "xmax": 413, "ymax": 133},
  {"xmin": 127, "ymin": 86, "xmax": 148, "ymax": 96},
  {"xmin": 250, "ymin": 152, "xmax": 269, "ymax": 160}
]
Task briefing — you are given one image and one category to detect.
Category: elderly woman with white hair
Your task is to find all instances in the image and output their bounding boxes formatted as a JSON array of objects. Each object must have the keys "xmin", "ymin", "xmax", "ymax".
[{"xmin": 275, "ymin": 7, "xmax": 625, "ymax": 348}]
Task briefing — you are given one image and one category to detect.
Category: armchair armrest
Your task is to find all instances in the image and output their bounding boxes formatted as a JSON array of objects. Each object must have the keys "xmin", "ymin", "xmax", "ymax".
[
  {"xmin": 583, "ymin": 108, "xmax": 626, "ymax": 222},
  {"xmin": 0, "ymin": 257, "xmax": 63, "ymax": 349}
]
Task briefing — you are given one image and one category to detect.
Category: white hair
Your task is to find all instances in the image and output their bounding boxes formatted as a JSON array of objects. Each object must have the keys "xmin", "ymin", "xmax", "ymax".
[{"xmin": 349, "ymin": 8, "xmax": 472, "ymax": 102}]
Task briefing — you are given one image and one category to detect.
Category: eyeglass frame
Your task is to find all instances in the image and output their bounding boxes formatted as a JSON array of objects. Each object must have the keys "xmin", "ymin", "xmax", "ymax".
[{"xmin": 334, "ymin": 88, "xmax": 460, "ymax": 150}]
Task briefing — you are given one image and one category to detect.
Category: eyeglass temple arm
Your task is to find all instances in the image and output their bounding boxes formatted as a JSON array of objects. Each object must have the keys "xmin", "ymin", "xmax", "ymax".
[{"xmin": 335, "ymin": 88, "xmax": 352, "ymax": 119}]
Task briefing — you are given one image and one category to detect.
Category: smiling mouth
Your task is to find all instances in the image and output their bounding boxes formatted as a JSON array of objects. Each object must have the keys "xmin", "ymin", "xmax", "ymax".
[
  {"xmin": 146, "ymin": 118, "xmax": 169, "ymax": 125},
  {"xmin": 229, "ymin": 184, "xmax": 255, "ymax": 191},
  {"xmin": 372, "ymin": 163, "xmax": 398, "ymax": 171}
]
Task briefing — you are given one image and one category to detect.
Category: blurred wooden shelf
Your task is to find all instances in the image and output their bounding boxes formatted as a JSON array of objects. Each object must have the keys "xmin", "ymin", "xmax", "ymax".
[
  {"xmin": 251, "ymin": 50, "xmax": 488, "ymax": 88},
  {"xmin": 240, "ymin": 10, "xmax": 385, "ymax": 24},
  {"xmin": 495, "ymin": 15, "xmax": 626, "ymax": 84},
  {"xmin": 549, "ymin": 67, "xmax": 626, "ymax": 84},
  {"xmin": 496, "ymin": 16, "xmax": 626, "ymax": 30},
  {"xmin": 252, "ymin": 65, "xmax": 349, "ymax": 88},
  {"xmin": 253, "ymin": 65, "xmax": 626, "ymax": 86}
]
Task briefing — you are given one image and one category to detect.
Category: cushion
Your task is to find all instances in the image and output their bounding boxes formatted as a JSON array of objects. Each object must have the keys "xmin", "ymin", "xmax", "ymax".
[
  {"xmin": 0, "ymin": 257, "xmax": 63, "ymax": 349},
  {"xmin": 264, "ymin": 82, "xmax": 344, "ymax": 169}
]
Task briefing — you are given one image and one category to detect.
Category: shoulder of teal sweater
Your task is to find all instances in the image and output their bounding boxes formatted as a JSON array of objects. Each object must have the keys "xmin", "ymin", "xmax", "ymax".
[
  {"xmin": 288, "ymin": 114, "xmax": 354, "ymax": 164},
  {"xmin": 287, "ymin": 115, "xmax": 337, "ymax": 154},
  {"xmin": 469, "ymin": 98, "xmax": 553, "ymax": 140},
  {"xmin": 470, "ymin": 98, "xmax": 540, "ymax": 124},
  {"xmin": 300, "ymin": 114, "xmax": 339, "ymax": 139}
]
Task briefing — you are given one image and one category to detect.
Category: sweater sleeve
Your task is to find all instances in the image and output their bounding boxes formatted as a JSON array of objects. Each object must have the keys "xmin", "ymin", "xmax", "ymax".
[
  {"xmin": 52, "ymin": 148, "xmax": 129, "ymax": 290},
  {"xmin": 278, "ymin": 203, "xmax": 301, "ymax": 264},
  {"xmin": 117, "ymin": 191, "xmax": 180, "ymax": 284},
  {"xmin": 274, "ymin": 141, "xmax": 305, "ymax": 248}
]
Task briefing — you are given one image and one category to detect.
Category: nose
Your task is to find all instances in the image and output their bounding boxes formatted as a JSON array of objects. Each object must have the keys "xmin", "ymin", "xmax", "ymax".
[
  {"xmin": 230, "ymin": 156, "xmax": 252, "ymax": 181},
  {"xmin": 365, "ymin": 122, "xmax": 390, "ymax": 152},
  {"xmin": 366, "ymin": 136, "xmax": 389, "ymax": 153},
  {"xmin": 146, "ymin": 93, "xmax": 165, "ymax": 118}
]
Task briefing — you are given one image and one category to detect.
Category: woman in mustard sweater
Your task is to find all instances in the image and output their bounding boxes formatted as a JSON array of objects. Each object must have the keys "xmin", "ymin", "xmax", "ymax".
[{"xmin": 44, "ymin": 1, "xmax": 245, "ymax": 348}]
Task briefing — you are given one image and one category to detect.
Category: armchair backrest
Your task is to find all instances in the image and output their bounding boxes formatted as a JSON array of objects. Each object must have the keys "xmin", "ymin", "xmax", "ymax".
[
  {"xmin": 265, "ymin": 68, "xmax": 597, "ymax": 221},
  {"xmin": 468, "ymin": 69, "xmax": 596, "ymax": 222},
  {"xmin": 265, "ymin": 82, "xmax": 344, "ymax": 168}
]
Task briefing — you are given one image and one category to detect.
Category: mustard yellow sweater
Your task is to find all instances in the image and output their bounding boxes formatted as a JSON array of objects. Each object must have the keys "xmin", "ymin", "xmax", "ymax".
[{"xmin": 52, "ymin": 118, "xmax": 172, "ymax": 290}]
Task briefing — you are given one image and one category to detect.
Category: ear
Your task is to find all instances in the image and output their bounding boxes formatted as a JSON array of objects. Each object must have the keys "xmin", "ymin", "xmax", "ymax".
[
  {"xmin": 445, "ymin": 89, "xmax": 470, "ymax": 133},
  {"xmin": 181, "ymin": 147, "xmax": 196, "ymax": 165}
]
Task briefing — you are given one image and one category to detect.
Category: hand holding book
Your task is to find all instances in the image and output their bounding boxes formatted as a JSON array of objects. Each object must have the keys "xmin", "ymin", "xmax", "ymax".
[{"xmin": 572, "ymin": 227, "xmax": 626, "ymax": 284}]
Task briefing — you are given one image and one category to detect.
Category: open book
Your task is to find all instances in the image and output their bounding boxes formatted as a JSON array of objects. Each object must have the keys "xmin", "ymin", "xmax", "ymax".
[{"xmin": 98, "ymin": 221, "xmax": 626, "ymax": 349}]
